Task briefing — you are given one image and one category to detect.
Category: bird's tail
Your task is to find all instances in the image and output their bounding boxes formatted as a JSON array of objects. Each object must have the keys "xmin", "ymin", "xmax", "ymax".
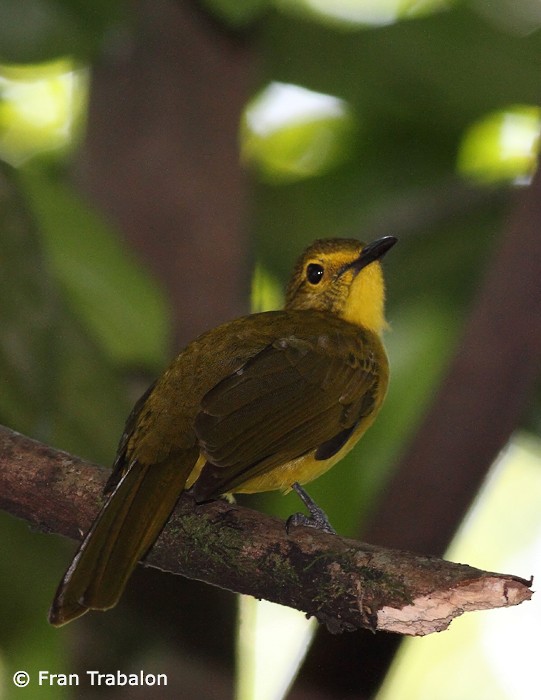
[{"xmin": 49, "ymin": 450, "xmax": 197, "ymax": 626}]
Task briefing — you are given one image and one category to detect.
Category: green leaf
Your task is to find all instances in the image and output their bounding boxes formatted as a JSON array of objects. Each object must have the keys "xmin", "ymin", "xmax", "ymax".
[
  {"xmin": 0, "ymin": 161, "xmax": 133, "ymax": 462},
  {"xmin": 0, "ymin": 59, "xmax": 87, "ymax": 166},
  {"xmin": 200, "ymin": 0, "xmax": 270, "ymax": 27},
  {"xmin": 18, "ymin": 166, "xmax": 170, "ymax": 370},
  {"xmin": 242, "ymin": 82, "xmax": 357, "ymax": 182},
  {"xmin": 457, "ymin": 105, "xmax": 541, "ymax": 185},
  {"xmin": 0, "ymin": 161, "xmax": 61, "ymax": 434},
  {"xmin": 0, "ymin": 0, "xmax": 128, "ymax": 64}
]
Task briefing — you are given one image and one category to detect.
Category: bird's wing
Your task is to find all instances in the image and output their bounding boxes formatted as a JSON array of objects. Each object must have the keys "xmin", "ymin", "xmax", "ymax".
[
  {"xmin": 104, "ymin": 380, "xmax": 157, "ymax": 495},
  {"xmin": 192, "ymin": 327, "xmax": 384, "ymax": 499}
]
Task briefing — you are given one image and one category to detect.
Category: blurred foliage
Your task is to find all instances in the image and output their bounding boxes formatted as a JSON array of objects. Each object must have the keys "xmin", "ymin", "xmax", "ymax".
[
  {"xmin": 1, "ymin": 0, "xmax": 541, "ymax": 697},
  {"xmin": 457, "ymin": 104, "xmax": 541, "ymax": 184},
  {"xmin": 20, "ymin": 167, "xmax": 170, "ymax": 368},
  {"xmin": 0, "ymin": 511, "xmax": 71, "ymax": 700},
  {"xmin": 0, "ymin": 60, "xmax": 87, "ymax": 165},
  {"xmin": 0, "ymin": 161, "xmax": 168, "ymax": 462},
  {"xmin": 0, "ymin": 155, "xmax": 169, "ymax": 696},
  {"xmin": 200, "ymin": 0, "xmax": 270, "ymax": 27},
  {"xmin": 241, "ymin": 82, "xmax": 356, "ymax": 181},
  {"xmin": 276, "ymin": 0, "xmax": 457, "ymax": 28},
  {"xmin": 473, "ymin": 0, "xmax": 541, "ymax": 35},
  {"xmin": 236, "ymin": 596, "xmax": 316, "ymax": 700},
  {"xmin": 378, "ymin": 435, "xmax": 541, "ymax": 700},
  {"xmin": 0, "ymin": 0, "xmax": 128, "ymax": 64}
]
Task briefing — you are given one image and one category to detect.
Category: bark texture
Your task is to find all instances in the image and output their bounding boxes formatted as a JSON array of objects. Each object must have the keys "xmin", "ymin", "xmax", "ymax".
[{"xmin": 0, "ymin": 425, "xmax": 532, "ymax": 635}]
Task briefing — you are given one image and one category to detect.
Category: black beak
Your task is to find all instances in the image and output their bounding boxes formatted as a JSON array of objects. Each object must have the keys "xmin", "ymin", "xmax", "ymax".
[{"xmin": 349, "ymin": 236, "xmax": 397, "ymax": 274}]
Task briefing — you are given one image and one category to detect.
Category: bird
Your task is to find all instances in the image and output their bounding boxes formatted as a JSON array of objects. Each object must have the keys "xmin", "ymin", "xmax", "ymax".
[{"xmin": 48, "ymin": 235, "xmax": 396, "ymax": 626}]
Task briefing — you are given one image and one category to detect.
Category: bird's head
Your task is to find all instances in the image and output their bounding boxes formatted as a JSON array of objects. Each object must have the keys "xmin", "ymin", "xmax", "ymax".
[{"xmin": 285, "ymin": 236, "xmax": 397, "ymax": 334}]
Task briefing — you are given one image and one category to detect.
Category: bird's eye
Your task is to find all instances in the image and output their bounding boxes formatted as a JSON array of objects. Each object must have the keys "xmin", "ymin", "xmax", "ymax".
[{"xmin": 306, "ymin": 263, "xmax": 324, "ymax": 285}]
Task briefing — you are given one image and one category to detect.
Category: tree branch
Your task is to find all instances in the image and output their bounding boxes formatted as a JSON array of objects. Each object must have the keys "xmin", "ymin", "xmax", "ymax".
[
  {"xmin": 76, "ymin": 0, "xmax": 253, "ymax": 349},
  {"xmin": 365, "ymin": 165, "xmax": 541, "ymax": 556},
  {"xmin": 0, "ymin": 424, "xmax": 532, "ymax": 635}
]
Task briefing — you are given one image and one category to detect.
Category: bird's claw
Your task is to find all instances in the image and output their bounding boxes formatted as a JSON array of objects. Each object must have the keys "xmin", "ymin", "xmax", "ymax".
[{"xmin": 286, "ymin": 482, "xmax": 336, "ymax": 535}]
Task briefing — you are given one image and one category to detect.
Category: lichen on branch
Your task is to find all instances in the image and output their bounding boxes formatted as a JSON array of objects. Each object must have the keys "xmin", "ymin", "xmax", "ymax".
[{"xmin": 0, "ymin": 424, "xmax": 533, "ymax": 634}]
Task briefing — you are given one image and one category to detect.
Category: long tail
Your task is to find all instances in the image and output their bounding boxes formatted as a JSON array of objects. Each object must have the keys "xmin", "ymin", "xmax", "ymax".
[{"xmin": 49, "ymin": 450, "xmax": 197, "ymax": 626}]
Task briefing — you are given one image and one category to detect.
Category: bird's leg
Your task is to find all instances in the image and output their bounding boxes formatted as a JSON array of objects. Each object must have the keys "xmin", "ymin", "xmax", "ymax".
[{"xmin": 286, "ymin": 482, "xmax": 336, "ymax": 535}]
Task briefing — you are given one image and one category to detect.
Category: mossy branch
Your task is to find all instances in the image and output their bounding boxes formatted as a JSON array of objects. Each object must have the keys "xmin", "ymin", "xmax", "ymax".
[{"xmin": 0, "ymin": 424, "xmax": 532, "ymax": 635}]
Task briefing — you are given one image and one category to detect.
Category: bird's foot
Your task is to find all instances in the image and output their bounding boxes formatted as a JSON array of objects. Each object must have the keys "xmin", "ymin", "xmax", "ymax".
[{"xmin": 286, "ymin": 482, "xmax": 336, "ymax": 535}]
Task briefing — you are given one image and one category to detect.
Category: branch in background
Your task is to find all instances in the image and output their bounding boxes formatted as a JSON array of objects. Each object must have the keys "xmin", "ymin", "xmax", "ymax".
[
  {"xmin": 75, "ymin": 0, "xmax": 254, "ymax": 348},
  {"xmin": 309, "ymin": 152, "xmax": 541, "ymax": 700},
  {"xmin": 366, "ymin": 165, "xmax": 541, "ymax": 556},
  {"xmin": 0, "ymin": 425, "xmax": 532, "ymax": 636}
]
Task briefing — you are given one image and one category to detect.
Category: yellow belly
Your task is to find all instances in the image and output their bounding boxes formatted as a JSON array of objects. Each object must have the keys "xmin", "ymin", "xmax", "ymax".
[{"xmin": 185, "ymin": 411, "xmax": 377, "ymax": 495}]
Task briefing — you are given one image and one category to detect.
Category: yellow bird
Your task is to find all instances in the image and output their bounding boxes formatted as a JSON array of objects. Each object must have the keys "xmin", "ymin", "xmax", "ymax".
[{"xmin": 49, "ymin": 235, "xmax": 396, "ymax": 626}]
